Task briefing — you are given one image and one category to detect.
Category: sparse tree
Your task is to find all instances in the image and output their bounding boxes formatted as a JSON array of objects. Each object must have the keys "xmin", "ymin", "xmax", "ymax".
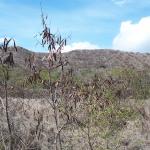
[{"xmin": 0, "ymin": 38, "xmax": 17, "ymax": 150}]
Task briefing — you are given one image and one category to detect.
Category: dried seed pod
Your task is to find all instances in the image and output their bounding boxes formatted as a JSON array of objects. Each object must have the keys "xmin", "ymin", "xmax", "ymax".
[
  {"xmin": 65, "ymin": 39, "xmax": 67, "ymax": 46},
  {"xmin": 53, "ymin": 53, "xmax": 57, "ymax": 61}
]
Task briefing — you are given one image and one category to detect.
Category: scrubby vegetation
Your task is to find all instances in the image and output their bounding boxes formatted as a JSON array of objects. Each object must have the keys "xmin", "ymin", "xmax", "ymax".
[
  {"xmin": 0, "ymin": 64, "xmax": 150, "ymax": 149},
  {"xmin": 0, "ymin": 12, "xmax": 150, "ymax": 150}
]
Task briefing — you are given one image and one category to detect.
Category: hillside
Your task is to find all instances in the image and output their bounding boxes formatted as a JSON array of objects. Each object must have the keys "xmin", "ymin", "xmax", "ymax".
[
  {"xmin": 66, "ymin": 49, "xmax": 150, "ymax": 70},
  {"xmin": 0, "ymin": 47, "xmax": 150, "ymax": 149},
  {"xmin": 2, "ymin": 47, "xmax": 150, "ymax": 71}
]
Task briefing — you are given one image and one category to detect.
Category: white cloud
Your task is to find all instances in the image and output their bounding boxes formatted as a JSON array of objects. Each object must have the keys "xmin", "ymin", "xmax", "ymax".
[
  {"xmin": 63, "ymin": 42, "xmax": 100, "ymax": 53},
  {"xmin": 112, "ymin": 0, "xmax": 127, "ymax": 6},
  {"xmin": 113, "ymin": 16, "xmax": 150, "ymax": 52}
]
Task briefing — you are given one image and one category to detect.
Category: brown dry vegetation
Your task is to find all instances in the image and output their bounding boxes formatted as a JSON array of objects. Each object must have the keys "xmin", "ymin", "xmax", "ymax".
[
  {"xmin": 0, "ymin": 13, "xmax": 150, "ymax": 150},
  {"xmin": 0, "ymin": 66, "xmax": 150, "ymax": 149}
]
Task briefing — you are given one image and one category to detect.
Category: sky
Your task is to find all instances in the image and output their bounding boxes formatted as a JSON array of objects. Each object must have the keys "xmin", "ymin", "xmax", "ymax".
[{"xmin": 0, "ymin": 0, "xmax": 150, "ymax": 52}]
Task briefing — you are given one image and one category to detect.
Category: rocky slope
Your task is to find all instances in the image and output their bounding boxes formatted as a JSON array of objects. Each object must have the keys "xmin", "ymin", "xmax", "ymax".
[
  {"xmin": 1, "ymin": 47, "xmax": 150, "ymax": 71},
  {"xmin": 65, "ymin": 49, "xmax": 150, "ymax": 70}
]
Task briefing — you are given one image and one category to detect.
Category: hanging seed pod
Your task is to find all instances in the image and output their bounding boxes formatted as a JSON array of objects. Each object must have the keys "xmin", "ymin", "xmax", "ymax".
[
  {"xmin": 53, "ymin": 52, "xmax": 57, "ymax": 61},
  {"xmin": 42, "ymin": 39, "xmax": 44, "ymax": 47},
  {"xmin": 3, "ymin": 38, "xmax": 7, "ymax": 52},
  {"xmin": 57, "ymin": 46, "xmax": 61, "ymax": 52},
  {"xmin": 13, "ymin": 40, "xmax": 17, "ymax": 51},
  {"xmin": 44, "ymin": 32, "xmax": 47, "ymax": 39},
  {"xmin": 57, "ymin": 37, "xmax": 59, "ymax": 44},
  {"xmin": 64, "ymin": 39, "xmax": 67, "ymax": 46},
  {"xmin": 52, "ymin": 39, "xmax": 55, "ymax": 49},
  {"xmin": 39, "ymin": 11, "xmax": 68, "ymax": 70},
  {"xmin": 48, "ymin": 44, "xmax": 52, "ymax": 51},
  {"xmin": 48, "ymin": 28, "xmax": 51, "ymax": 35},
  {"xmin": 6, "ymin": 39, "xmax": 11, "ymax": 49},
  {"xmin": 59, "ymin": 36, "xmax": 61, "ymax": 43}
]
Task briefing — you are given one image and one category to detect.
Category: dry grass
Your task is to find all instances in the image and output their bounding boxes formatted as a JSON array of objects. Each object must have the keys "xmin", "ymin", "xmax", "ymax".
[{"xmin": 0, "ymin": 96, "xmax": 149, "ymax": 150}]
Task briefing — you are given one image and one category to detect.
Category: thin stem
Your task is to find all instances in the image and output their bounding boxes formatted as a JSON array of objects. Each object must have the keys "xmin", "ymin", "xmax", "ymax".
[
  {"xmin": 87, "ymin": 118, "xmax": 93, "ymax": 150},
  {"xmin": 4, "ymin": 79, "xmax": 13, "ymax": 150}
]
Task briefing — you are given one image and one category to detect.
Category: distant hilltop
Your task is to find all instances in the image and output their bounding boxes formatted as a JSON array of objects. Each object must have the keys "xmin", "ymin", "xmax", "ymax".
[{"xmin": 1, "ymin": 46, "xmax": 150, "ymax": 70}]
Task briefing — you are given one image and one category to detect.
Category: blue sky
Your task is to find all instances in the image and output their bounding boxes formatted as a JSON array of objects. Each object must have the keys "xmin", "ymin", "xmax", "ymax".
[{"xmin": 0, "ymin": 0, "xmax": 150, "ymax": 52}]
